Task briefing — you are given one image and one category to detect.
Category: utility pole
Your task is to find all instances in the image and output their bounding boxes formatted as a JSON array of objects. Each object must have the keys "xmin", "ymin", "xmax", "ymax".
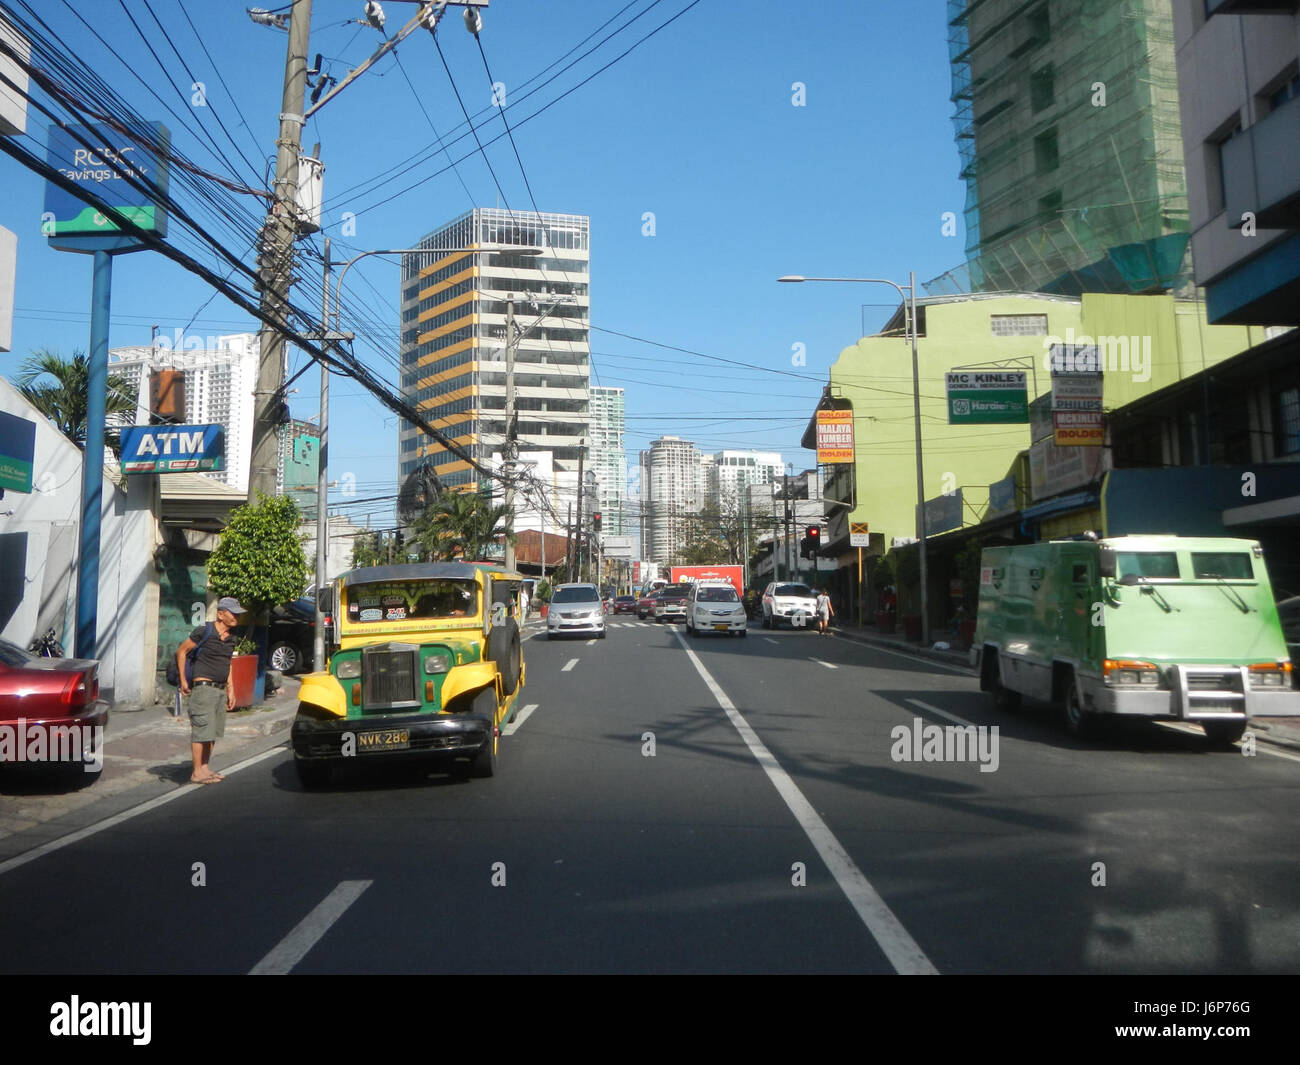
[
  {"xmin": 250, "ymin": 0, "xmax": 312, "ymax": 501},
  {"xmin": 503, "ymin": 294, "xmax": 517, "ymax": 570},
  {"xmin": 565, "ymin": 502, "xmax": 574, "ymax": 582},
  {"xmin": 784, "ymin": 467, "xmax": 794, "ymax": 583},
  {"xmin": 574, "ymin": 442, "xmax": 585, "ymax": 582},
  {"xmin": 313, "ymin": 236, "xmax": 330, "ymax": 668}
]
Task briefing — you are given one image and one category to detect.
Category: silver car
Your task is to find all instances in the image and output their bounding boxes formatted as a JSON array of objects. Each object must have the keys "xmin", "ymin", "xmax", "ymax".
[{"xmin": 546, "ymin": 583, "xmax": 607, "ymax": 639}]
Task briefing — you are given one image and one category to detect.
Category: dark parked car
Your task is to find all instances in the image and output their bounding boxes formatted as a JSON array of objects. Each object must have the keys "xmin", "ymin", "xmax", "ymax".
[
  {"xmin": 269, "ymin": 598, "xmax": 318, "ymax": 674},
  {"xmin": 0, "ymin": 638, "xmax": 108, "ymax": 777}
]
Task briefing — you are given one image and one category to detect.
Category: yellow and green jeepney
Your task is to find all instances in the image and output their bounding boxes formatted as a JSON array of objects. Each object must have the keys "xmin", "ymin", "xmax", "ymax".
[{"xmin": 291, "ymin": 562, "xmax": 526, "ymax": 787}]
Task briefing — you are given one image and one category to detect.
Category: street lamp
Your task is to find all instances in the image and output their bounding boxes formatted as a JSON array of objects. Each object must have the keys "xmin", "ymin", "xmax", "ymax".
[
  {"xmin": 777, "ymin": 272, "xmax": 930, "ymax": 646},
  {"xmin": 309, "ymin": 241, "xmax": 543, "ymax": 665}
]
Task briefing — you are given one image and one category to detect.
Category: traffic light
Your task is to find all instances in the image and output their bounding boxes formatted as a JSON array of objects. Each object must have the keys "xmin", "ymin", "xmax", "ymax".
[
  {"xmin": 593, "ymin": 511, "xmax": 602, "ymax": 532},
  {"xmin": 803, "ymin": 525, "xmax": 821, "ymax": 559}
]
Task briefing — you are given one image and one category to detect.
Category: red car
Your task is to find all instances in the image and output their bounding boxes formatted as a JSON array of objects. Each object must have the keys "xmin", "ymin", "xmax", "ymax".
[
  {"xmin": 636, "ymin": 591, "xmax": 661, "ymax": 620},
  {"xmin": 0, "ymin": 638, "xmax": 108, "ymax": 776},
  {"xmin": 612, "ymin": 595, "xmax": 637, "ymax": 615}
]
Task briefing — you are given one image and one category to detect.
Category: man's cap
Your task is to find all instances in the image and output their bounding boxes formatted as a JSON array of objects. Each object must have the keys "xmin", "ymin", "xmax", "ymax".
[{"xmin": 217, "ymin": 597, "xmax": 247, "ymax": 614}]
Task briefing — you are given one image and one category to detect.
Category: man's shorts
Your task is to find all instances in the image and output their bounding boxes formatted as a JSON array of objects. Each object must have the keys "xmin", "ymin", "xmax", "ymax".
[{"xmin": 185, "ymin": 683, "xmax": 227, "ymax": 742}]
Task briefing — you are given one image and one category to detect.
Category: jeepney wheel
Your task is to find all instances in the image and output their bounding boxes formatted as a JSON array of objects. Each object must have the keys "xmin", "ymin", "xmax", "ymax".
[
  {"xmin": 468, "ymin": 688, "xmax": 499, "ymax": 779},
  {"xmin": 1061, "ymin": 678, "xmax": 1095, "ymax": 738},
  {"xmin": 295, "ymin": 759, "xmax": 331, "ymax": 790},
  {"xmin": 1202, "ymin": 720, "xmax": 1247, "ymax": 748}
]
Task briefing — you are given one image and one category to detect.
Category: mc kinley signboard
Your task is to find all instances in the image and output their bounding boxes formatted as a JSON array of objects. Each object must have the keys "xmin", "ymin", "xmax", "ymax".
[
  {"xmin": 120, "ymin": 425, "xmax": 224, "ymax": 474},
  {"xmin": 945, "ymin": 371, "xmax": 1028, "ymax": 424}
]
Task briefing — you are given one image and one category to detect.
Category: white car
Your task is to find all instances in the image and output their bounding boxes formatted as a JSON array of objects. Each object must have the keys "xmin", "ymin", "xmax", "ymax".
[
  {"xmin": 761, "ymin": 581, "xmax": 818, "ymax": 630},
  {"xmin": 685, "ymin": 582, "xmax": 747, "ymax": 638},
  {"xmin": 546, "ymin": 583, "xmax": 607, "ymax": 639}
]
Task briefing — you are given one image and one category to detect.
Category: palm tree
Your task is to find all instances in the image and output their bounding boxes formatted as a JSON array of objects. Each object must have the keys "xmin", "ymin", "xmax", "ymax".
[
  {"xmin": 413, "ymin": 491, "xmax": 513, "ymax": 561},
  {"xmin": 16, "ymin": 347, "xmax": 139, "ymax": 453}
]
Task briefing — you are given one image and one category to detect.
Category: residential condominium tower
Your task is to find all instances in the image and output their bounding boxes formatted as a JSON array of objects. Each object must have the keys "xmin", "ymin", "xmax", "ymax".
[
  {"xmin": 639, "ymin": 435, "xmax": 704, "ymax": 565},
  {"xmin": 399, "ymin": 209, "xmax": 591, "ymax": 493},
  {"xmin": 933, "ymin": 0, "xmax": 1189, "ymax": 297},
  {"xmin": 589, "ymin": 386, "xmax": 627, "ymax": 535}
]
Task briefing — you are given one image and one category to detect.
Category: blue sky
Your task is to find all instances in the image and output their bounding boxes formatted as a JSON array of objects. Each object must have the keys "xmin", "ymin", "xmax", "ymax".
[{"xmin": 0, "ymin": 0, "xmax": 968, "ymax": 526}]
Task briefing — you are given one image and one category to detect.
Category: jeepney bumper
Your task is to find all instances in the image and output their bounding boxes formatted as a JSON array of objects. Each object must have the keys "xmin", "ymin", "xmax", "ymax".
[{"xmin": 291, "ymin": 709, "xmax": 493, "ymax": 763}]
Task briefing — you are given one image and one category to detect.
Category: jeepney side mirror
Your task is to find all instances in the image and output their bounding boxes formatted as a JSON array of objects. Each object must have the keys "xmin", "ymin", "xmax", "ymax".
[
  {"xmin": 1118, "ymin": 573, "xmax": 1140, "ymax": 587},
  {"xmin": 1098, "ymin": 546, "xmax": 1117, "ymax": 579}
]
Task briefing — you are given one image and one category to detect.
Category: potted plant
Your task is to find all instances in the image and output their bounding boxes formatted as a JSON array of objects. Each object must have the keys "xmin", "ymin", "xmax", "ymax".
[
  {"xmin": 228, "ymin": 634, "xmax": 258, "ymax": 709},
  {"xmin": 206, "ymin": 493, "xmax": 310, "ymax": 704},
  {"xmin": 536, "ymin": 577, "xmax": 552, "ymax": 618}
]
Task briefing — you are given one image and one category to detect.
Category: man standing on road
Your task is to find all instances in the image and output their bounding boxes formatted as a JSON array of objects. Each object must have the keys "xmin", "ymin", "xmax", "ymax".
[
  {"xmin": 175, "ymin": 597, "xmax": 246, "ymax": 784},
  {"xmin": 519, "ymin": 583, "xmax": 530, "ymax": 621}
]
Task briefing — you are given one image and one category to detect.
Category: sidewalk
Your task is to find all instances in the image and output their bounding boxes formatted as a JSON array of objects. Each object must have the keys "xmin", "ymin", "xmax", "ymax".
[
  {"xmin": 830, "ymin": 620, "xmax": 1300, "ymax": 751},
  {"xmin": 0, "ymin": 676, "xmax": 302, "ymax": 863}
]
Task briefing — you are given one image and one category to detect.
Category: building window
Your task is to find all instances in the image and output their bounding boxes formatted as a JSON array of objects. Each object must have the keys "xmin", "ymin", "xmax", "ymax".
[
  {"xmin": 990, "ymin": 314, "xmax": 1048, "ymax": 337},
  {"xmin": 1263, "ymin": 67, "xmax": 1300, "ymax": 114},
  {"xmin": 1038, "ymin": 189, "xmax": 1062, "ymax": 222},
  {"xmin": 1033, "ymin": 128, "xmax": 1059, "ymax": 175},
  {"xmin": 1273, "ymin": 385, "xmax": 1300, "ymax": 457},
  {"xmin": 1205, "ymin": 114, "xmax": 1242, "ymax": 217},
  {"xmin": 1030, "ymin": 66, "xmax": 1054, "ymax": 113}
]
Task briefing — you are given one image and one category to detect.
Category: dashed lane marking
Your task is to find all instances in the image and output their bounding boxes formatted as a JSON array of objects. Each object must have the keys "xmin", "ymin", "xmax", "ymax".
[
  {"xmin": 811, "ymin": 658, "xmax": 838, "ymax": 670},
  {"xmin": 502, "ymin": 704, "xmax": 538, "ymax": 735},
  {"xmin": 672, "ymin": 629, "xmax": 938, "ymax": 976},
  {"xmin": 250, "ymin": 880, "xmax": 373, "ymax": 975},
  {"xmin": 561, "ymin": 659, "xmax": 579, "ymax": 672}
]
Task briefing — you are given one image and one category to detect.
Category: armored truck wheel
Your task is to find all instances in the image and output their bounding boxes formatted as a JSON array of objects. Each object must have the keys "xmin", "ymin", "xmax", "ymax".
[{"xmin": 1202, "ymin": 719, "xmax": 1247, "ymax": 748}]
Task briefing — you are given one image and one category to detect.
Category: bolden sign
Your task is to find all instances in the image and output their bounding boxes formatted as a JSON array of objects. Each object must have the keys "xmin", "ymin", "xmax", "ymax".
[{"xmin": 816, "ymin": 409, "xmax": 854, "ymax": 463}]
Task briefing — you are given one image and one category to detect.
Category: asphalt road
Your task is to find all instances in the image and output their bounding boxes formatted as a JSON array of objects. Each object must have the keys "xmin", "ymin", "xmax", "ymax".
[{"xmin": 1, "ymin": 618, "xmax": 1297, "ymax": 974}]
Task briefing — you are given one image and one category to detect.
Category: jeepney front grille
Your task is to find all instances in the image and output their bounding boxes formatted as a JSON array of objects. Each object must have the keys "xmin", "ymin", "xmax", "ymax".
[
  {"xmin": 361, "ymin": 644, "xmax": 421, "ymax": 711},
  {"xmin": 1186, "ymin": 672, "xmax": 1234, "ymax": 691}
]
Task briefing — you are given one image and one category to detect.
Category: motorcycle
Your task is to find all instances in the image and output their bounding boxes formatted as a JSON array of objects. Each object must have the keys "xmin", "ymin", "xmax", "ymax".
[{"xmin": 28, "ymin": 627, "xmax": 65, "ymax": 658}]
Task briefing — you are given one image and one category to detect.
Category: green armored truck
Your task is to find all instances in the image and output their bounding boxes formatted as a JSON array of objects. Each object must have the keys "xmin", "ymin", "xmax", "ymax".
[{"xmin": 971, "ymin": 535, "xmax": 1298, "ymax": 745}]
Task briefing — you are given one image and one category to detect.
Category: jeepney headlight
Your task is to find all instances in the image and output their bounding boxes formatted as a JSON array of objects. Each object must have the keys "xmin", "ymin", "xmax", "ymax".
[
  {"xmin": 1139, "ymin": 670, "xmax": 1159, "ymax": 685},
  {"xmin": 335, "ymin": 659, "xmax": 360, "ymax": 679},
  {"xmin": 1104, "ymin": 660, "xmax": 1160, "ymax": 686},
  {"xmin": 424, "ymin": 654, "xmax": 451, "ymax": 675}
]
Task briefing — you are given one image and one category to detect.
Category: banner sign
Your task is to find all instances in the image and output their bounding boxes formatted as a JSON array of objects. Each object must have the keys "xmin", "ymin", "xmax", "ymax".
[
  {"xmin": 987, "ymin": 475, "xmax": 1017, "ymax": 517},
  {"xmin": 923, "ymin": 489, "xmax": 963, "ymax": 534},
  {"xmin": 120, "ymin": 424, "xmax": 224, "ymax": 474},
  {"xmin": 670, "ymin": 565, "xmax": 745, "ymax": 592},
  {"xmin": 1049, "ymin": 344, "xmax": 1104, "ymax": 446},
  {"xmin": 849, "ymin": 521, "xmax": 870, "ymax": 548},
  {"xmin": 44, "ymin": 121, "xmax": 170, "ymax": 238},
  {"xmin": 0, "ymin": 409, "xmax": 36, "ymax": 493},
  {"xmin": 945, "ymin": 371, "xmax": 1029, "ymax": 424},
  {"xmin": 816, "ymin": 409, "xmax": 854, "ymax": 463},
  {"xmin": 602, "ymin": 535, "xmax": 634, "ymax": 559}
]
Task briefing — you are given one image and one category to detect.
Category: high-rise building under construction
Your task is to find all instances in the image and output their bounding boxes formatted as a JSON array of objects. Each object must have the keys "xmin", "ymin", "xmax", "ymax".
[{"xmin": 931, "ymin": 0, "xmax": 1189, "ymax": 297}]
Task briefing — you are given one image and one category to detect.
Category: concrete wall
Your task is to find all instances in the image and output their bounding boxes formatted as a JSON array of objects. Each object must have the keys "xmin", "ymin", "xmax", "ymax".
[{"xmin": 0, "ymin": 377, "xmax": 160, "ymax": 706}]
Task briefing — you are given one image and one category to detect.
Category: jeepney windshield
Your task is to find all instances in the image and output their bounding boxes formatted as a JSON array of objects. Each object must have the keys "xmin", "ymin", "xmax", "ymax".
[
  {"xmin": 1191, "ymin": 552, "xmax": 1254, "ymax": 580},
  {"xmin": 344, "ymin": 580, "xmax": 479, "ymax": 623},
  {"xmin": 1116, "ymin": 551, "xmax": 1179, "ymax": 580}
]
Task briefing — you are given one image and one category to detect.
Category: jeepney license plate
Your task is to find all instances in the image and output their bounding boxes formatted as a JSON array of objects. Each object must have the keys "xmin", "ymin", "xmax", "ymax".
[{"xmin": 358, "ymin": 729, "xmax": 410, "ymax": 751}]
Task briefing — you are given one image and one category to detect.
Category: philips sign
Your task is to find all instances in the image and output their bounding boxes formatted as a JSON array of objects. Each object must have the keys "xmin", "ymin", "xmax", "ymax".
[{"xmin": 120, "ymin": 425, "xmax": 224, "ymax": 474}]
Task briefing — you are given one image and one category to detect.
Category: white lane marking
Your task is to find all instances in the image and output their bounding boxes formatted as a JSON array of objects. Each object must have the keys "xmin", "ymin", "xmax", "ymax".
[
  {"xmin": 586, "ymin": 639, "xmax": 597, "ymax": 646},
  {"xmin": 502, "ymin": 704, "xmax": 538, "ymax": 735},
  {"xmin": 811, "ymin": 658, "xmax": 838, "ymax": 670},
  {"xmin": 0, "ymin": 745, "xmax": 285, "ymax": 878},
  {"xmin": 561, "ymin": 659, "xmax": 579, "ymax": 672},
  {"xmin": 672, "ymin": 631, "xmax": 937, "ymax": 975},
  {"xmin": 833, "ymin": 635, "xmax": 973, "ymax": 676},
  {"xmin": 764, "ymin": 638, "xmax": 778, "ymax": 645},
  {"xmin": 906, "ymin": 698, "xmax": 978, "ymax": 729},
  {"xmin": 1157, "ymin": 721, "xmax": 1300, "ymax": 761},
  {"xmin": 250, "ymin": 880, "xmax": 372, "ymax": 975}
]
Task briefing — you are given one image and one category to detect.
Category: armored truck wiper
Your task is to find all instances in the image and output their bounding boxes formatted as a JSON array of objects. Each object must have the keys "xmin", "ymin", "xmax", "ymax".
[
  {"xmin": 1118, "ymin": 573, "xmax": 1174, "ymax": 612},
  {"xmin": 1202, "ymin": 574, "xmax": 1251, "ymax": 613}
]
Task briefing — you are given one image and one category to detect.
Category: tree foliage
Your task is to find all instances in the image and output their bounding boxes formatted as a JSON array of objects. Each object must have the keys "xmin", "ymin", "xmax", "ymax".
[
  {"xmin": 17, "ymin": 347, "xmax": 138, "ymax": 454},
  {"xmin": 672, "ymin": 490, "xmax": 756, "ymax": 568},
  {"xmin": 413, "ymin": 490, "xmax": 512, "ymax": 561},
  {"xmin": 207, "ymin": 493, "xmax": 310, "ymax": 612}
]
